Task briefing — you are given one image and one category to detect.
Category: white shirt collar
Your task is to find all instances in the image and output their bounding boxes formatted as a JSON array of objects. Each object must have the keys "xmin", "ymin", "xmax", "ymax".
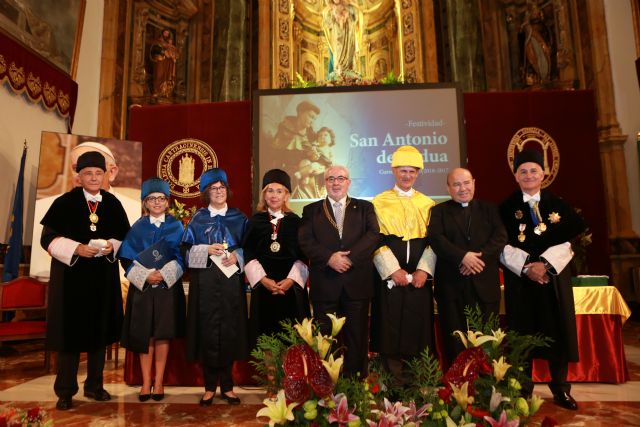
[
  {"xmin": 522, "ymin": 192, "xmax": 541, "ymax": 204},
  {"xmin": 394, "ymin": 185, "xmax": 415, "ymax": 197},
  {"xmin": 83, "ymin": 189, "xmax": 102, "ymax": 202},
  {"xmin": 328, "ymin": 196, "xmax": 347, "ymax": 207},
  {"xmin": 268, "ymin": 208, "xmax": 284, "ymax": 224},
  {"xmin": 208, "ymin": 204, "xmax": 228, "ymax": 217},
  {"xmin": 149, "ymin": 214, "xmax": 165, "ymax": 227}
]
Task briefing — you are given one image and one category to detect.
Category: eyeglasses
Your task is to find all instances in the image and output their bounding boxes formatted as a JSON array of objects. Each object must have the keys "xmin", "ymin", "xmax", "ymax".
[
  {"xmin": 210, "ymin": 185, "xmax": 227, "ymax": 192},
  {"xmin": 326, "ymin": 176, "xmax": 349, "ymax": 183},
  {"xmin": 147, "ymin": 196, "xmax": 167, "ymax": 203}
]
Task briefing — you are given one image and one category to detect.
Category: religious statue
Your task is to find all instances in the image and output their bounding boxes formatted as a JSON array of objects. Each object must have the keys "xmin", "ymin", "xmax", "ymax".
[
  {"xmin": 520, "ymin": 1, "xmax": 553, "ymax": 85},
  {"xmin": 322, "ymin": 0, "xmax": 361, "ymax": 75},
  {"xmin": 150, "ymin": 29, "xmax": 178, "ymax": 98}
]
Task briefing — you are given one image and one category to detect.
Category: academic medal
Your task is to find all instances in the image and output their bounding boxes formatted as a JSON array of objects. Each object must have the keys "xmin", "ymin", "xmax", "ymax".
[
  {"xmin": 518, "ymin": 223, "xmax": 526, "ymax": 242},
  {"xmin": 87, "ymin": 200, "xmax": 99, "ymax": 232},
  {"xmin": 270, "ymin": 241, "xmax": 281, "ymax": 253},
  {"xmin": 548, "ymin": 212, "xmax": 561, "ymax": 223}
]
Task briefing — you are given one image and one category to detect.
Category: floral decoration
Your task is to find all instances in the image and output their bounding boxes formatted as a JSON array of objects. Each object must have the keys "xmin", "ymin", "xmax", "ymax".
[
  {"xmin": 167, "ymin": 199, "xmax": 197, "ymax": 225},
  {"xmin": 0, "ymin": 406, "xmax": 53, "ymax": 427},
  {"xmin": 253, "ymin": 307, "xmax": 551, "ymax": 426},
  {"xmin": 291, "ymin": 70, "xmax": 406, "ymax": 89}
]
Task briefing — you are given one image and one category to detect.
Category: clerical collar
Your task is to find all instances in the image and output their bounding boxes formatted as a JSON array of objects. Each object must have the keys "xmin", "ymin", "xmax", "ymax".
[
  {"xmin": 328, "ymin": 196, "xmax": 347, "ymax": 206},
  {"xmin": 208, "ymin": 204, "xmax": 228, "ymax": 216},
  {"xmin": 522, "ymin": 192, "xmax": 541, "ymax": 203},
  {"xmin": 83, "ymin": 189, "xmax": 102, "ymax": 202},
  {"xmin": 461, "ymin": 202, "xmax": 469, "ymax": 208},
  {"xmin": 149, "ymin": 213, "xmax": 165, "ymax": 225},
  {"xmin": 394, "ymin": 185, "xmax": 414, "ymax": 197}
]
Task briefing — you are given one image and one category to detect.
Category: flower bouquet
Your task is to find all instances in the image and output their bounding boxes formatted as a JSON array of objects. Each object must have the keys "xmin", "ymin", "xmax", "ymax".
[
  {"xmin": 0, "ymin": 406, "xmax": 53, "ymax": 427},
  {"xmin": 167, "ymin": 199, "xmax": 196, "ymax": 225},
  {"xmin": 253, "ymin": 307, "xmax": 551, "ymax": 426}
]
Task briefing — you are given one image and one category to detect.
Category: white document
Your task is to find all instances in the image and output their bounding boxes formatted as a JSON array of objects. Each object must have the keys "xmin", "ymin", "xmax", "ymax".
[{"xmin": 210, "ymin": 254, "xmax": 239, "ymax": 278}]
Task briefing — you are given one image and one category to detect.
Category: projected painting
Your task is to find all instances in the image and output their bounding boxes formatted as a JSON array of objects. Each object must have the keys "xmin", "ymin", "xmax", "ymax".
[{"xmin": 254, "ymin": 84, "xmax": 465, "ymax": 213}]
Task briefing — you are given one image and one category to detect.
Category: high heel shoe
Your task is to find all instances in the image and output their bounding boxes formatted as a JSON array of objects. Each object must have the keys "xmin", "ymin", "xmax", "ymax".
[
  {"xmin": 199, "ymin": 392, "xmax": 215, "ymax": 406},
  {"xmin": 138, "ymin": 393, "xmax": 151, "ymax": 402},
  {"xmin": 151, "ymin": 384, "xmax": 165, "ymax": 401},
  {"xmin": 220, "ymin": 392, "xmax": 241, "ymax": 405}
]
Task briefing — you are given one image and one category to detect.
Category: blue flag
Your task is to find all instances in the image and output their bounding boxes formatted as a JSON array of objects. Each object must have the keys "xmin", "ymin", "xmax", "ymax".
[{"xmin": 3, "ymin": 144, "xmax": 27, "ymax": 282}]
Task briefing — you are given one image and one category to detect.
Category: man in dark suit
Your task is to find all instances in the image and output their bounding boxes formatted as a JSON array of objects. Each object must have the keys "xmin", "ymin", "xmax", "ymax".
[
  {"xmin": 500, "ymin": 149, "xmax": 585, "ymax": 410},
  {"xmin": 428, "ymin": 168, "xmax": 507, "ymax": 366},
  {"xmin": 298, "ymin": 165, "xmax": 380, "ymax": 377}
]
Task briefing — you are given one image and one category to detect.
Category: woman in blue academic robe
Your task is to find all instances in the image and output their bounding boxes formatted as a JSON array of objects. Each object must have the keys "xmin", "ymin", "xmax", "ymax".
[
  {"xmin": 181, "ymin": 168, "xmax": 249, "ymax": 406},
  {"xmin": 119, "ymin": 178, "xmax": 186, "ymax": 402}
]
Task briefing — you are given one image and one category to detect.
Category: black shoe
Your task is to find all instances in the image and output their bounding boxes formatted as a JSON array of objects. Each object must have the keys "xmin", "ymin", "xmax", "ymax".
[
  {"xmin": 220, "ymin": 392, "xmax": 241, "ymax": 405},
  {"xmin": 56, "ymin": 396, "xmax": 72, "ymax": 410},
  {"xmin": 199, "ymin": 393, "xmax": 215, "ymax": 406},
  {"xmin": 151, "ymin": 393, "xmax": 165, "ymax": 401},
  {"xmin": 138, "ymin": 393, "xmax": 151, "ymax": 402},
  {"xmin": 553, "ymin": 391, "xmax": 578, "ymax": 410},
  {"xmin": 84, "ymin": 388, "xmax": 111, "ymax": 401}
]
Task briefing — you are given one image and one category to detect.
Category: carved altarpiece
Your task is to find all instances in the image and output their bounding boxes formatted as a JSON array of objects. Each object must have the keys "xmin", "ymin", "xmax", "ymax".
[
  {"xmin": 263, "ymin": 0, "xmax": 427, "ymax": 88},
  {"xmin": 127, "ymin": 1, "xmax": 197, "ymax": 105}
]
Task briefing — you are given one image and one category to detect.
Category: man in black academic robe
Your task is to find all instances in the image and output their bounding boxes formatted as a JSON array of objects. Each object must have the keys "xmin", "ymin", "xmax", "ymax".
[
  {"xmin": 371, "ymin": 146, "xmax": 436, "ymax": 387},
  {"xmin": 40, "ymin": 152, "xmax": 130, "ymax": 410},
  {"xmin": 429, "ymin": 168, "xmax": 507, "ymax": 366},
  {"xmin": 500, "ymin": 150, "xmax": 585, "ymax": 410}
]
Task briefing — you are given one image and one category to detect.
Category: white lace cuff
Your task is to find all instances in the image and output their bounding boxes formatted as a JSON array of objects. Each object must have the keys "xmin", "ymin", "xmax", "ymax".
[
  {"xmin": 127, "ymin": 260, "xmax": 152, "ymax": 291},
  {"xmin": 48, "ymin": 237, "xmax": 80, "ymax": 267},
  {"xmin": 500, "ymin": 245, "xmax": 530, "ymax": 276},
  {"xmin": 540, "ymin": 242, "xmax": 573, "ymax": 275},
  {"xmin": 416, "ymin": 246, "xmax": 436, "ymax": 276},
  {"xmin": 287, "ymin": 260, "xmax": 309, "ymax": 289},
  {"xmin": 188, "ymin": 244, "xmax": 210, "ymax": 268},
  {"xmin": 373, "ymin": 246, "xmax": 401, "ymax": 280},
  {"xmin": 104, "ymin": 239, "xmax": 121, "ymax": 263},
  {"xmin": 160, "ymin": 259, "xmax": 183, "ymax": 288},
  {"xmin": 245, "ymin": 259, "xmax": 267, "ymax": 288}
]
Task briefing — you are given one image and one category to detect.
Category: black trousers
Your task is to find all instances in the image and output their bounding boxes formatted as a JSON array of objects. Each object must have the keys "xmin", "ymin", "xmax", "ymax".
[
  {"xmin": 202, "ymin": 362, "xmax": 234, "ymax": 393},
  {"xmin": 313, "ymin": 293, "xmax": 370, "ymax": 378},
  {"xmin": 522, "ymin": 356, "xmax": 570, "ymax": 396},
  {"xmin": 54, "ymin": 347, "xmax": 106, "ymax": 398}
]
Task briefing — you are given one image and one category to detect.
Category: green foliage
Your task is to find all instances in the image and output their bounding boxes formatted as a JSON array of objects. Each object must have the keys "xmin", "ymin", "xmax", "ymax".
[
  {"xmin": 403, "ymin": 347, "xmax": 442, "ymax": 405},
  {"xmin": 250, "ymin": 319, "xmax": 302, "ymax": 395},
  {"xmin": 380, "ymin": 71, "xmax": 404, "ymax": 85}
]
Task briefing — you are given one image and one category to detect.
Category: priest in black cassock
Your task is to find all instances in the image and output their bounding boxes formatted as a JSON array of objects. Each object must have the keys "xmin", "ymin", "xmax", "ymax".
[
  {"xmin": 41, "ymin": 151, "xmax": 130, "ymax": 411},
  {"xmin": 499, "ymin": 149, "xmax": 585, "ymax": 410},
  {"xmin": 429, "ymin": 168, "xmax": 507, "ymax": 367}
]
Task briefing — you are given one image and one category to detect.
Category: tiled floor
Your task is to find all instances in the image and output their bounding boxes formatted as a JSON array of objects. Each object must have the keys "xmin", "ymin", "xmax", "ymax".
[{"xmin": 1, "ymin": 321, "xmax": 639, "ymax": 426}]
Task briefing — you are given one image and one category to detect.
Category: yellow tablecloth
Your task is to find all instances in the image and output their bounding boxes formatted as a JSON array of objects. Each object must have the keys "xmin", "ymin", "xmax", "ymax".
[{"xmin": 572, "ymin": 286, "xmax": 631, "ymax": 321}]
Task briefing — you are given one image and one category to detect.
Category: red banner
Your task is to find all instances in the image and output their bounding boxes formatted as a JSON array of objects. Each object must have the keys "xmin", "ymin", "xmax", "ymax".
[{"xmin": 128, "ymin": 101, "xmax": 253, "ymax": 216}]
